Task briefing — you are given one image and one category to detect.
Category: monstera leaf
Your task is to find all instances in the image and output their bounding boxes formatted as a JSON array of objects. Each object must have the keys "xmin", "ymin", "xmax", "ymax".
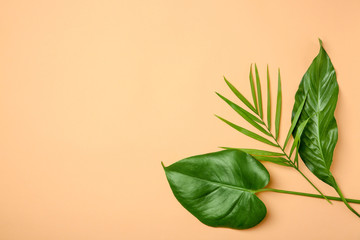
[{"xmin": 162, "ymin": 150, "xmax": 269, "ymax": 229}]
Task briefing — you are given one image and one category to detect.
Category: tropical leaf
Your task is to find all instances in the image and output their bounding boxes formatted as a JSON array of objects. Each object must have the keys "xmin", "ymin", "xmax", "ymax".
[
  {"xmin": 215, "ymin": 64, "xmax": 332, "ymax": 205},
  {"xmin": 266, "ymin": 65, "xmax": 271, "ymax": 129},
  {"xmin": 289, "ymin": 118, "xmax": 309, "ymax": 157},
  {"xmin": 216, "ymin": 92, "xmax": 269, "ymax": 135},
  {"xmin": 294, "ymin": 145, "xmax": 299, "ymax": 167},
  {"xmin": 283, "ymin": 96, "xmax": 307, "ymax": 149},
  {"xmin": 292, "ymin": 39, "xmax": 360, "ymax": 217},
  {"xmin": 254, "ymin": 64, "xmax": 263, "ymax": 119},
  {"xmin": 216, "ymin": 115, "xmax": 277, "ymax": 147},
  {"xmin": 249, "ymin": 65, "xmax": 258, "ymax": 113},
  {"xmin": 275, "ymin": 69, "xmax": 282, "ymax": 140},
  {"xmin": 162, "ymin": 150, "xmax": 269, "ymax": 229},
  {"xmin": 291, "ymin": 40, "xmax": 338, "ymax": 187},
  {"xmin": 223, "ymin": 77, "xmax": 257, "ymax": 114}
]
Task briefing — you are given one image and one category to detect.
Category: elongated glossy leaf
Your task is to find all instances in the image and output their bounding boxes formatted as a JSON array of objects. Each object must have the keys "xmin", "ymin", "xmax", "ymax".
[
  {"xmin": 216, "ymin": 93, "xmax": 269, "ymax": 135},
  {"xmin": 220, "ymin": 147, "xmax": 284, "ymax": 156},
  {"xmin": 255, "ymin": 64, "xmax": 263, "ymax": 119},
  {"xmin": 275, "ymin": 69, "xmax": 282, "ymax": 140},
  {"xmin": 223, "ymin": 77, "xmax": 257, "ymax": 114},
  {"xmin": 283, "ymin": 96, "xmax": 307, "ymax": 149},
  {"xmin": 291, "ymin": 40, "xmax": 338, "ymax": 187},
  {"xmin": 216, "ymin": 115, "xmax": 277, "ymax": 147},
  {"xmin": 266, "ymin": 65, "xmax": 271, "ymax": 129},
  {"xmin": 249, "ymin": 65, "xmax": 258, "ymax": 112},
  {"xmin": 162, "ymin": 150, "xmax": 269, "ymax": 229}
]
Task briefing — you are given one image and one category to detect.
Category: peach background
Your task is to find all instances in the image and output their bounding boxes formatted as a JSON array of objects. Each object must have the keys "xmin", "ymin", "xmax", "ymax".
[{"xmin": 1, "ymin": 0, "xmax": 360, "ymax": 239}]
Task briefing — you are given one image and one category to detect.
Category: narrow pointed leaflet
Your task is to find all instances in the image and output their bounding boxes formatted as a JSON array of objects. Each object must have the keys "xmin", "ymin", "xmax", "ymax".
[
  {"xmin": 216, "ymin": 92, "xmax": 268, "ymax": 134},
  {"xmin": 223, "ymin": 77, "xmax": 257, "ymax": 114},
  {"xmin": 266, "ymin": 65, "xmax": 271, "ymax": 129},
  {"xmin": 254, "ymin": 64, "xmax": 263, "ymax": 119},
  {"xmin": 215, "ymin": 115, "xmax": 277, "ymax": 147},
  {"xmin": 249, "ymin": 65, "xmax": 258, "ymax": 113},
  {"xmin": 275, "ymin": 69, "xmax": 282, "ymax": 140},
  {"xmin": 283, "ymin": 96, "xmax": 307, "ymax": 149}
]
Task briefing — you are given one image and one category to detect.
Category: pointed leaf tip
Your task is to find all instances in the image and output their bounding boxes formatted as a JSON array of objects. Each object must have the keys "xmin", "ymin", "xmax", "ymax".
[
  {"xmin": 161, "ymin": 161, "xmax": 165, "ymax": 168},
  {"xmin": 318, "ymin": 38, "xmax": 323, "ymax": 46}
]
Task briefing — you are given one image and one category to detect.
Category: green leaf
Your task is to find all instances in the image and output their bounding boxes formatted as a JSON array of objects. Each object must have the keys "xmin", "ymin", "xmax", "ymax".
[
  {"xmin": 220, "ymin": 147, "xmax": 284, "ymax": 156},
  {"xmin": 255, "ymin": 64, "xmax": 263, "ymax": 119},
  {"xmin": 290, "ymin": 118, "xmax": 309, "ymax": 157},
  {"xmin": 251, "ymin": 155, "xmax": 291, "ymax": 167},
  {"xmin": 291, "ymin": 40, "xmax": 338, "ymax": 187},
  {"xmin": 249, "ymin": 65, "xmax": 258, "ymax": 113},
  {"xmin": 266, "ymin": 65, "xmax": 271, "ymax": 129},
  {"xmin": 216, "ymin": 92, "xmax": 269, "ymax": 135},
  {"xmin": 294, "ymin": 145, "xmax": 299, "ymax": 167},
  {"xmin": 283, "ymin": 96, "xmax": 307, "ymax": 149},
  {"xmin": 162, "ymin": 150, "xmax": 269, "ymax": 229},
  {"xmin": 292, "ymin": 39, "xmax": 360, "ymax": 217},
  {"xmin": 275, "ymin": 69, "xmax": 282, "ymax": 140},
  {"xmin": 216, "ymin": 115, "xmax": 277, "ymax": 147},
  {"xmin": 223, "ymin": 77, "xmax": 257, "ymax": 114}
]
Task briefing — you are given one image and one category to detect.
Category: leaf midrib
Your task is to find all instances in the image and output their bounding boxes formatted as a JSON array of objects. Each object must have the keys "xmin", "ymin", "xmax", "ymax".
[
  {"xmin": 314, "ymin": 52, "xmax": 330, "ymax": 169},
  {"xmin": 168, "ymin": 169, "xmax": 259, "ymax": 193}
]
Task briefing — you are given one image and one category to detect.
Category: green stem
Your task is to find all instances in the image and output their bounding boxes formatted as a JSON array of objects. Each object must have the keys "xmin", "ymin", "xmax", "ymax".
[
  {"xmin": 257, "ymin": 188, "xmax": 360, "ymax": 204},
  {"xmin": 261, "ymin": 121, "xmax": 332, "ymax": 204},
  {"xmin": 293, "ymin": 168, "xmax": 332, "ymax": 204},
  {"xmin": 333, "ymin": 180, "xmax": 360, "ymax": 217}
]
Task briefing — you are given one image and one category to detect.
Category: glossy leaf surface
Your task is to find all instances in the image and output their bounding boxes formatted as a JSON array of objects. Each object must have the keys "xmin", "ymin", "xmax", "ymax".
[
  {"xmin": 163, "ymin": 150, "xmax": 269, "ymax": 229},
  {"xmin": 291, "ymin": 40, "xmax": 338, "ymax": 187}
]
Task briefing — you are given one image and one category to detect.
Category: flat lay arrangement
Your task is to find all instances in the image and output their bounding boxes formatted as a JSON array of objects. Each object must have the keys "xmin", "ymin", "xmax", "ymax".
[{"xmin": 162, "ymin": 40, "xmax": 360, "ymax": 229}]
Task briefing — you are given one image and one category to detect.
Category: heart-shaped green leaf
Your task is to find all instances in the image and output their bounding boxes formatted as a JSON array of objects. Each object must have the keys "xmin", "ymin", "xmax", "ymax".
[{"xmin": 162, "ymin": 150, "xmax": 269, "ymax": 229}]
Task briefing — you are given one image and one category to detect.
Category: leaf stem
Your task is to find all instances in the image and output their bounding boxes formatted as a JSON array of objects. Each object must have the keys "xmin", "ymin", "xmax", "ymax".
[
  {"xmin": 259, "ymin": 119, "xmax": 332, "ymax": 204},
  {"xmin": 334, "ymin": 181, "xmax": 360, "ymax": 217},
  {"xmin": 293, "ymin": 167, "xmax": 332, "ymax": 204},
  {"xmin": 256, "ymin": 188, "xmax": 360, "ymax": 204}
]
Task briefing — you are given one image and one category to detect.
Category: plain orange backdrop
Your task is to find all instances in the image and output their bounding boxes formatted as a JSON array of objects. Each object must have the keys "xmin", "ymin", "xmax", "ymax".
[{"xmin": 1, "ymin": 0, "xmax": 360, "ymax": 239}]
